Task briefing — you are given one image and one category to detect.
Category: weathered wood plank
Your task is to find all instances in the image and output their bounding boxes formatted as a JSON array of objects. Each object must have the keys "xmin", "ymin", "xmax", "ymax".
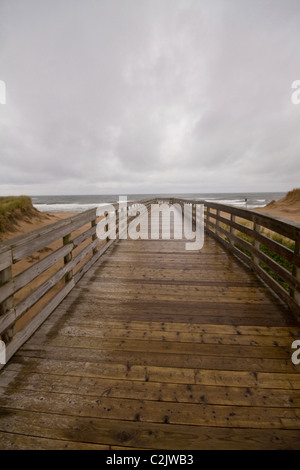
[
  {"xmin": 11, "ymin": 209, "xmax": 97, "ymax": 262},
  {"xmin": 206, "ymin": 219, "xmax": 300, "ymax": 291},
  {"xmin": 24, "ymin": 334, "xmax": 292, "ymax": 359},
  {"xmin": 0, "ymin": 432, "xmax": 110, "ymax": 450},
  {"xmin": 37, "ymin": 317, "xmax": 300, "ymax": 337},
  {"xmin": 0, "ymin": 209, "xmax": 96, "ymax": 248},
  {"xmin": 32, "ymin": 324, "xmax": 296, "ymax": 347},
  {"xmin": 209, "ymin": 211, "xmax": 300, "ymax": 268},
  {"xmin": 0, "ymin": 243, "xmax": 73, "ymax": 304},
  {"xmin": 0, "ymin": 249, "xmax": 12, "ymax": 272},
  {"xmin": 73, "ymin": 238, "xmax": 114, "ymax": 284},
  {"xmin": 0, "ymin": 408, "xmax": 299, "ymax": 449},
  {"xmin": 14, "ymin": 344, "xmax": 296, "ymax": 373},
  {"xmin": 203, "ymin": 201, "xmax": 300, "ymax": 240},
  {"xmin": 1, "ymin": 387, "xmax": 300, "ymax": 429},
  {"xmin": 72, "ymin": 225, "xmax": 96, "ymax": 249},
  {"xmin": 0, "ymin": 264, "xmax": 13, "ymax": 320},
  {"xmin": 0, "ymin": 308, "xmax": 15, "ymax": 335},
  {"xmin": 5, "ymin": 355, "xmax": 300, "ymax": 389},
  {"xmin": 14, "ymin": 262, "xmax": 74, "ymax": 322},
  {"xmin": 206, "ymin": 225, "xmax": 300, "ymax": 316},
  {"xmin": 2, "ymin": 280, "xmax": 75, "ymax": 368},
  {"xmin": 2, "ymin": 370, "xmax": 299, "ymax": 407}
]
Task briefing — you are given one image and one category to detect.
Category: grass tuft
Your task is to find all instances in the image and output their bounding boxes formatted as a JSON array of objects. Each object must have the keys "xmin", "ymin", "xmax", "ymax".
[{"xmin": 0, "ymin": 196, "xmax": 40, "ymax": 233}]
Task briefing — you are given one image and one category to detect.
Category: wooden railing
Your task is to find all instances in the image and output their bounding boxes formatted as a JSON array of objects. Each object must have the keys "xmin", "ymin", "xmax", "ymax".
[
  {"xmin": 0, "ymin": 196, "xmax": 299, "ymax": 367},
  {"xmin": 170, "ymin": 197, "xmax": 300, "ymax": 317},
  {"xmin": 0, "ymin": 198, "xmax": 155, "ymax": 367}
]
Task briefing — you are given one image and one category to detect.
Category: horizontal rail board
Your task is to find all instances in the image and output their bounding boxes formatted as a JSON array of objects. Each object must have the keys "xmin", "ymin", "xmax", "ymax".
[
  {"xmin": 206, "ymin": 219, "xmax": 300, "ymax": 292},
  {"xmin": 2, "ymin": 280, "xmax": 75, "ymax": 367},
  {"xmin": 72, "ymin": 237, "xmax": 100, "ymax": 268},
  {"xmin": 72, "ymin": 225, "xmax": 96, "ymax": 249},
  {"xmin": 0, "ymin": 241, "xmax": 112, "ymax": 336},
  {"xmin": 0, "ymin": 209, "xmax": 96, "ymax": 250},
  {"xmin": 14, "ymin": 264, "xmax": 72, "ymax": 323},
  {"xmin": 207, "ymin": 211, "xmax": 300, "ymax": 266},
  {"xmin": 206, "ymin": 224, "xmax": 299, "ymax": 316},
  {"xmin": 1, "ymin": 210, "xmax": 97, "ymax": 263},
  {"xmin": 74, "ymin": 238, "xmax": 115, "ymax": 284},
  {"xmin": 0, "ymin": 308, "xmax": 15, "ymax": 335},
  {"xmin": 0, "ymin": 243, "xmax": 73, "ymax": 304},
  {"xmin": 204, "ymin": 202, "xmax": 300, "ymax": 241}
]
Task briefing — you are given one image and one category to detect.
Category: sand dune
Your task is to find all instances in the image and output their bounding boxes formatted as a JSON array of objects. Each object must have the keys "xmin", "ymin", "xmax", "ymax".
[
  {"xmin": 254, "ymin": 188, "xmax": 300, "ymax": 224},
  {"xmin": 0, "ymin": 211, "xmax": 76, "ymax": 243}
]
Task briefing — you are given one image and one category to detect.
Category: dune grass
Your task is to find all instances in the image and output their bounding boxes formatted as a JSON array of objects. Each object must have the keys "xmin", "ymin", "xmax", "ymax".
[{"xmin": 0, "ymin": 196, "xmax": 39, "ymax": 233}]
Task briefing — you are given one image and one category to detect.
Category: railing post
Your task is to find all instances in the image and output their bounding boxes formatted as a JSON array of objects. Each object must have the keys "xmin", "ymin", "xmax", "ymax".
[
  {"xmin": 206, "ymin": 207, "xmax": 210, "ymax": 232},
  {"xmin": 63, "ymin": 233, "xmax": 73, "ymax": 283},
  {"xmin": 229, "ymin": 214, "xmax": 236, "ymax": 244},
  {"xmin": 252, "ymin": 223, "xmax": 261, "ymax": 267},
  {"xmin": 215, "ymin": 209, "xmax": 220, "ymax": 235},
  {"xmin": 0, "ymin": 260, "xmax": 14, "ymax": 343},
  {"xmin": 91, "ymin": 218, "xmax": 98, "ymax": 255},
  {"xmin": 104, "ymin": 212, "xmax": 109, "ymax": 242},
  {"xmin": 192, "ymin": 204, "xmax": 196, "ymax": 230},
  {"xmin": 292, "ymin": 237, "xmax": 300, "ymax": 306}
]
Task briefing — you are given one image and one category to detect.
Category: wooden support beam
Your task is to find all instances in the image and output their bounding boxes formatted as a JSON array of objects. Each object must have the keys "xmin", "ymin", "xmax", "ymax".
[{"xmin": 63, "ymin": 234, "xmax": 73, "ymax": 283}]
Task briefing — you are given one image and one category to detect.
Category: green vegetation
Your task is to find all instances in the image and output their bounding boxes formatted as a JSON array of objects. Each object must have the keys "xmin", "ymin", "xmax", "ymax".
[
  {"xmin": 231, "ymin": 222, "xmax": 295, "ymax": 292},
  {"xmin": 234, "ymin": 242, "xmax": 252, "ymax": 258},
  {"xmin": 258, "ymin": 244, "xmax": 292, "ymax": 292},
  {"xmin": 0, "ymin": 196, "xmax": 39, "ymax": 233},
  {"xmin": 261, "ymin": 231, "xmax": 295, "ymax": 251}
]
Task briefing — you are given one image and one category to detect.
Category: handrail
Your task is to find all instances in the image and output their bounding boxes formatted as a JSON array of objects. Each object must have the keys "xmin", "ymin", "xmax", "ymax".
[
  {"xmin": 0, "ymin": 196, "xmax": 299, "ymax": 367},
  {"xmin": 0, "ymin": 198, "xmax": 155, "ymax": 366},
  {"xmin": 168, "ymin": 197, "xmax": 300, "ymax": 317}
]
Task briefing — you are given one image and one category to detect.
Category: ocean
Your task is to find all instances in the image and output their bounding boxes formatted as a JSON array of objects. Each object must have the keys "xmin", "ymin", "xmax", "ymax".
[{"xmin": 31, "ymin": 192, "xmax": 286, "ymax": 213}]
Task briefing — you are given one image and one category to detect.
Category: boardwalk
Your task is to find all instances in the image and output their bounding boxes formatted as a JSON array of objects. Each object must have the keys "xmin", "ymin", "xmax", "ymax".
[{"xmin": 1, "ymin": 222, "xmax": 300, "ymax": 449}]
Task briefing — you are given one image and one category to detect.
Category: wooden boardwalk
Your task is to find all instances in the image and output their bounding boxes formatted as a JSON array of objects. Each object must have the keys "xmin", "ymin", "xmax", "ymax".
[{"xmin": 1, "ymin": 228, "xmax": 300, "ymax": 450}]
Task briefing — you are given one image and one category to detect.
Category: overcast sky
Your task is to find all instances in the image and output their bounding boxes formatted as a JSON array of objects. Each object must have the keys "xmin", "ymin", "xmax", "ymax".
[{"xmin": 0, "ymin": 0, "xmax": 300, "ymax": 196}]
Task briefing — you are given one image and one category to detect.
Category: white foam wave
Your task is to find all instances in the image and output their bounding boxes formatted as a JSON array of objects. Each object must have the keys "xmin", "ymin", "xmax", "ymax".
[
  {"xmin": 205, "ymin": 199, "xmax": 266, "ymax": 208},
  {"xmin": 33, "ymin": 203, "xmax": 112, "ymax": 213}
]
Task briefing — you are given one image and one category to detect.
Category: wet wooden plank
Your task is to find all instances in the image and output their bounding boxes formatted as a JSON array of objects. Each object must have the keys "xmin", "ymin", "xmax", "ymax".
[
  {"xmin": 30, "ymin": 323, "xmax": 297, "ymax": 346},
  {"xmin": 24, "ymin": 335, "xmax": 292, "ymax": 360},
  {"xmin": 1, "ymin": 387, "xmax": 300, "ymax": 429},
  {"xmin": 0, "ymin": 408, "xmax": 300, "ymax": 450},
  {"xmin": 39, "ymin": 316, "xmax": 299, "ymax": 336},
  {"xmin": 5, "ymin": 356, "xmax": 300, "ymax": 389},
  {"xmin": 0, "ymin": 431, "xmax": 109, "ymax": 450},
  {"xmin": 1, "ymin": 370, "xmax": 299, "ymax": 407},
  {"xmin": 13, "ymin": 345, "xmax": 297, "ymax": 373}
]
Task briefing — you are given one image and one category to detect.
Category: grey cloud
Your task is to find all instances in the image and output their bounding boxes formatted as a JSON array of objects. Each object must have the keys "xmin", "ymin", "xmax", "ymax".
[{"xmin": 0, "ymin": 0, "xmax": 299, "ymax": 195}]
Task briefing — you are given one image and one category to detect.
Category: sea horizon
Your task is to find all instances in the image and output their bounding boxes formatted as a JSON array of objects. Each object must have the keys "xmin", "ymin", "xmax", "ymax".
[{"xmin": 31, "ymin": 191, "xmax": 287, "ymax": 213}]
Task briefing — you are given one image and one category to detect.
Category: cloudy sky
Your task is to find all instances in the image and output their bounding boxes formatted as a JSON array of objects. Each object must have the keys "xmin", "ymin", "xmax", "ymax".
[{"xmin": 0, "ymin": 0, "xmax": 299, "ymax": 196}]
